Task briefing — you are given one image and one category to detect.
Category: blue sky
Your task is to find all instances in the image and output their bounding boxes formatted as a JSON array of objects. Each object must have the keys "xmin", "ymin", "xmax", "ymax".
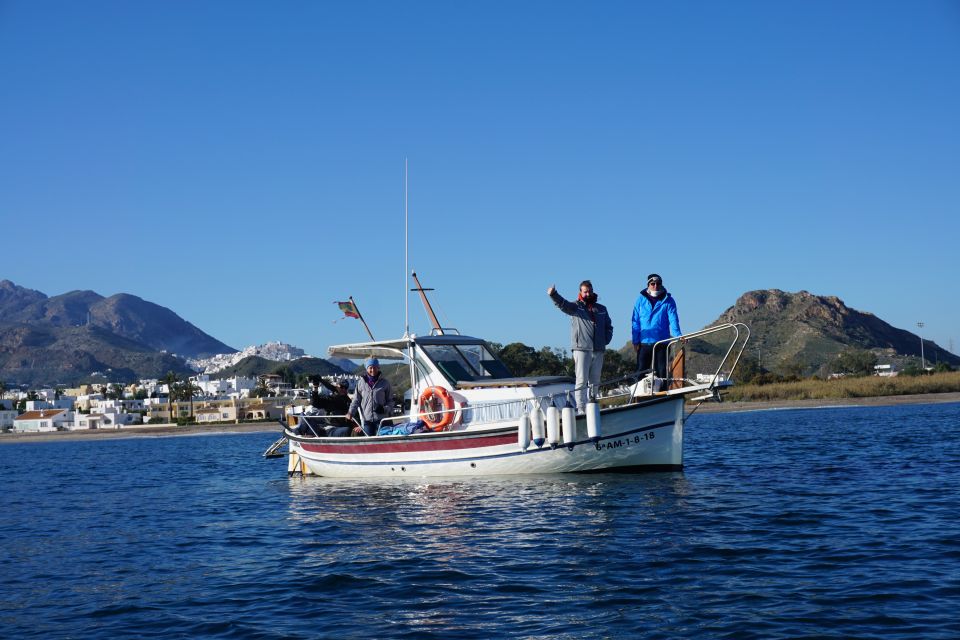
[{"xmin": 2, "ymin": 1, "xmax": 958, "ymax": 358}]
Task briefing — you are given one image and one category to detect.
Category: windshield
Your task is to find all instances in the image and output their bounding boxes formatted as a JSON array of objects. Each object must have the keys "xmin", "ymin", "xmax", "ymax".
[{"xmin": 420, "ymin": 343, "xmax": 513, "ymax": 383}]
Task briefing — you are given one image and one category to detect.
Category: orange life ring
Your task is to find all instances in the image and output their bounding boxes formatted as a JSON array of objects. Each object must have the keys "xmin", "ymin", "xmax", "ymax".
[{"xmin": 419, "ymin": 386, "xmax": 455, "ymax": 431}]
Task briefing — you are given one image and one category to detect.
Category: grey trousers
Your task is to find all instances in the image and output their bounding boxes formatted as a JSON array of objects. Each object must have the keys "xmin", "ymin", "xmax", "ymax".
[{"xmin": 573, "ymin": 349, "xmax": 605, "ymax": 410}]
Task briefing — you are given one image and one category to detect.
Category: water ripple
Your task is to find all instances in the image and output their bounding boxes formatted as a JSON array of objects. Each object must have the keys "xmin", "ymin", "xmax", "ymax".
[{"xmin": 1, "ymin": 403, "xmax": 959, "ymax": 638}]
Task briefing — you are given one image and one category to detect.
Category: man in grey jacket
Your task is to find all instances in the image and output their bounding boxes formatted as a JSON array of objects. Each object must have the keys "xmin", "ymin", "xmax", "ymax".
[
  {"xmin": 548, "ymin": 280, "xmax": 614, "ymax": 411},
  {"xmin": 349, "ymin": 357, "xmax": 394, "ymax": 436}
]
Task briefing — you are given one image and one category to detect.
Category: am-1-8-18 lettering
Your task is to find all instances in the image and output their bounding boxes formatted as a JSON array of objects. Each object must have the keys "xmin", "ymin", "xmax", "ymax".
[{"xmin": 594, "ymin": 431, "xmax": 656, "ymax": 451}]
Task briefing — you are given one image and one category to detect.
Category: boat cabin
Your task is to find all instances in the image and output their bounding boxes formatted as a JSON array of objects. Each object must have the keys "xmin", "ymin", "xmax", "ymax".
[{"xmin": 328, "ymin": 334, "xmax": 575, "ymax": 429}]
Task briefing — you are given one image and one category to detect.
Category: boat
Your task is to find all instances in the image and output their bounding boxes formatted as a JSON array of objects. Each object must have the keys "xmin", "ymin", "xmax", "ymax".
[{"xmin": 280, "ymin": 293, "xmax": 750, "ymax": 477}]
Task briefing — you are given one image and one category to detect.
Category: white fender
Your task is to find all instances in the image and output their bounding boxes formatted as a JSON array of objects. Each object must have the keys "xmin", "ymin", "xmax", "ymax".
[
  {"xmin": 546, "ymin": 406, "xmax": 560, "ymax": 449},
  {"xmin": 561, "ymin": 406, "xmax": 577, "ymax": 447},
  {"xmin": 530, "ymin": 408, "xmax": 545, "ymax": 448},
  {"xmin": 517, "ymin": 413, "xmax": 530, "ymax": 452},
  {"xmin": 586, "ymin": 402, "xmax": 601, "ymax": 442}
]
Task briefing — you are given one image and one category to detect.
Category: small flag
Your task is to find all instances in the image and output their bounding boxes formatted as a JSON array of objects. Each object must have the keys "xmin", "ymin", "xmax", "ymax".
[
  {"xmin": 337, "ymin": 300, "xmax": 360, "ymax": 319},
  {"xmin": 334, "ymin": 297, "xmax": 376, "ymax": 341}
]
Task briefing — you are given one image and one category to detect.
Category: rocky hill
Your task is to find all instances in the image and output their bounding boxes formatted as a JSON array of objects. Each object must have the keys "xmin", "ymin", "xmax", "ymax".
[
  {"xmin": 210, "ymin": 356, "xmax": 349, "ymax": 380},
  {"xmin": 189, "ymin": 341, "xmax": 306, "ymax": 374},
  {"xmin": 1, "ymin": 280, "xmax": 233, "ymax": 358},
  {"xmin": 685, "ymin": 289, "xmax": 959, "ymax": 376},
  {"xmin": 0, "ymin": 323, "xmax": 194, "ymax": 387},
  {"xmin": 0, "ymin": 279, "xmax": 234, "ymax": 386}
]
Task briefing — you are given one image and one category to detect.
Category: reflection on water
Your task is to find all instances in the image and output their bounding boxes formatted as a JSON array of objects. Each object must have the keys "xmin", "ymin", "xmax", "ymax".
[
  {"xmin": 282, "ymin": 473, "xmax": 708, "ymax": 636},
  {"xmin": 284, "ymin": 473, "xmax": 701, "ymax": 576}
]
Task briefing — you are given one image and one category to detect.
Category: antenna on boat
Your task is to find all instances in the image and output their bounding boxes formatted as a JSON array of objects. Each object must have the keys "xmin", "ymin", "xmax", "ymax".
[
  {"xmin": 404, "ymin": 158, "xmax": 410, "ymax": 338},
  {"xmin": 411, "ymin": 271, "xmax": 443, "ymax": 335}
]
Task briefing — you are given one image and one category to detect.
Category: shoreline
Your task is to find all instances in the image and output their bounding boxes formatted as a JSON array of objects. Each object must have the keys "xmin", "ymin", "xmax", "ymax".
[
  {"xmin": 2, "ymin": 392, "xmax": 958, "ymax": 444},
  {"xmin": 689, "ymin": 391, "xmax": 960, "ymax": 414},
  {"xmin": 0, "ymin": 421, "xmax": 283, "ymax": 444}
]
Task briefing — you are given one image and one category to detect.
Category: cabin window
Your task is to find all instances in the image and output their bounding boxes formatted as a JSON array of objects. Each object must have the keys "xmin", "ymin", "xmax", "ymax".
[{"xmin": 421, "ymin": 343, "xmax": 513, "ymax": 383}]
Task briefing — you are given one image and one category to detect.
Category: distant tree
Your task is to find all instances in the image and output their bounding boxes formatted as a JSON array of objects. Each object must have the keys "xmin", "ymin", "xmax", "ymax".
[
  {"xmin": 734, "ymin": 356, "xmax": 763, "ymax": 384},
  {"xmin": 497, "ymin": 343, "xmax": 539, "ymax": 376},
  {"xmin": 533, "ymin": 346, "xmax": 570, "ymax": 376},
  {"xmin": 902, "ymin": 361, "xmax": 930, "ymax": 377},
  {"xmin": 250, "ymin": 377, "xmax": 271, "ymax": 398},
  {"xmin": 830, "ymin": 349, "xmax": 877, "ymax": 377},
  {"xmin": 175, "ymin": 381, "xmax": 201, "ymax": 418},
  {"xmin": 934, "ymin": 361, "xmax": 954, "ymax": 373},
  {"xmin": 496, "ymin": 343, "xmax": 573, "ymax": 377},
  {"xmin": 26, "ymin": 390, "xmax": 39, "ymax": 402},
  {"xmin": 0, "ymin": 380, "xmax": 7, "ymax": 400},
  {"xmin": 778, "ymin": 356, "xmax": 805, "ymax": 381},
  {"xmin": 275, "ymin": 366, "xmax": 296, "ymax": 387},
  {"xmin": 601, "ymin": 349, "xmax": 636, "ymax": 380},
  {"xmin": 163, "ymin": 371, "xmax": 179, "ymax": 419}
]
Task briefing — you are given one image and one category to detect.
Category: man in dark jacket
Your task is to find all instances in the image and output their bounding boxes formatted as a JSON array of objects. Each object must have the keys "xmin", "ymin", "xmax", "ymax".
[
  {"xmin": 313, "ymin": 378, "xmax": 352, "ymax": 427},
  {"xmin": 548, "ymin": 280, "xmax": 614, "ymax": 411},
  {"xmin": 349, "ymin": 357, "xmax": 394, "ymax": 436}
]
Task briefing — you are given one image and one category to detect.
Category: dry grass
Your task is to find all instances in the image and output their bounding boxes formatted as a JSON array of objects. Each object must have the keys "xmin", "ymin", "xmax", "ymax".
[{"xmin": 723, "ymin": 372, "xmax": 960, "ymax": 402}]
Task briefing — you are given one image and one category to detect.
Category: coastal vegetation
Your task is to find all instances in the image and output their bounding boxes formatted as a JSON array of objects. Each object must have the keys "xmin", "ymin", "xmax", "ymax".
[{"xmin": 721, "ymin": 371, "xmax": 960, "ymax": 402}]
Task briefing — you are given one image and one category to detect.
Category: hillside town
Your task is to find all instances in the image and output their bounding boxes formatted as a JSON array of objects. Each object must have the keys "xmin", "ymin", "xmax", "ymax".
[{"xmin": 0, "ymin": 372, "xmax": 358, "ymax": 433}]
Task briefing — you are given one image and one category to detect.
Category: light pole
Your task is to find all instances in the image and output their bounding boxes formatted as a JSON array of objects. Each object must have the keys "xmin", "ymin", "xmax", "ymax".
[{"xmin": 917, "ymin": 322, "xmax": 926, "ymax": 370}]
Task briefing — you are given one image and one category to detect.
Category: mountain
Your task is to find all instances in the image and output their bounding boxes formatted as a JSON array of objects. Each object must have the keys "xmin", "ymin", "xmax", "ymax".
[
  {"xmin": 0, "ymin": 280, "xmax": 235, "ymax": 386},
  {"xmin": 685, "ymin": 289, "xmax": 959, "ymax": 376},
  {"xmin": 0, "ymin": 323, "xmax": 194, "ymax": 387},
  {"xmin": 1, "ymin": 281, "xmax": 233, "ymax": 358},
  {"xmin": 0, "ymin": 280, "xmax": 47, "ymax": 316}
]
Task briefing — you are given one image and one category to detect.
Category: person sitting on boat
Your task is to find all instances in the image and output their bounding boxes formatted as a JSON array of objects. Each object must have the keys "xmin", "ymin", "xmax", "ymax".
[
  {"xmin": 311, "ymin": 378, "xmax": 353, "ymax": 433},
  {"xmin": 349, "ymin": 357, "xmax": 394, "ymax": 436},
  {"xmin": 631, "ymin": 273, "xmax": 681, "ymax": 379},
  {"xmin": 548, "ymin": 280, "xmax": 613, "ymax": 412},
  {"xmin": 310, "ymin": 378, "xmax": 350, "ymax": 426}
]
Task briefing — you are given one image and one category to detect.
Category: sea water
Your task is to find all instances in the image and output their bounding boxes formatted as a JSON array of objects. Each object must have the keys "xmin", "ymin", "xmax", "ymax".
[{"xmin": 1, "ymin": 403, "xmax": 958, "ymax": 639}]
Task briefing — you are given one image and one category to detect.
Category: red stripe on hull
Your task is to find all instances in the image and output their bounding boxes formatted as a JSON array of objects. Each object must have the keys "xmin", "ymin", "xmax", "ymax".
[{"xmin": 300, "ymin": 432, "xmax": 515, "ymax": 455}]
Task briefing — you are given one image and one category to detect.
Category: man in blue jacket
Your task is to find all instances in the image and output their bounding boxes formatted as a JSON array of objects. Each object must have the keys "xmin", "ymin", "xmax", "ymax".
[
  {"xmin": 548, "ymin": 280, "xmax": 614, "ymax": 411},
  {"xmin": 631, "ymin": 273, "xmax": 682, "ymax": 379}
]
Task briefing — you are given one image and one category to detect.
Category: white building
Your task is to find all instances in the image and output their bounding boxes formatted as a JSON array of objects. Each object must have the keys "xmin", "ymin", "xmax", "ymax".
[
  {"xmin": 73, "ymin": 409, "xmax": 142, "ymax": 429},
  {"xmin": 25, "ymin": 397, "xmax": 75, "ymax": 412},
  {"xmin": 874, "ymin": 364, "xmax": 898, "ymax": 377},
  {"xmin": 13, "ymin": 409, "xmax": 73, "ymax": 432},
  {"xmin": 183, "ymin": 374, "xmax": 256, "ymax": 399},
  {"xmin": 91, "ymin": 398, "xmax": 145, "ymax": 413},
  {"xmin": 694, "ymin": 373, "xmax": 730, "ymax": 385}
]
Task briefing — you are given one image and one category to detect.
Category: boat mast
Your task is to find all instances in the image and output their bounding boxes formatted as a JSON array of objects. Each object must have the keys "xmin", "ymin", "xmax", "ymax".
[
  {"xmin": 404, "ymin": 160, "xmax": 416, "ymax": 411},
  {"xmin": 404, "ymin": 158, "xmax": 409, "ymax": 337},
  {"xmin": 411, "ymin": 271, "xmax": 443, "ymax": 335}
]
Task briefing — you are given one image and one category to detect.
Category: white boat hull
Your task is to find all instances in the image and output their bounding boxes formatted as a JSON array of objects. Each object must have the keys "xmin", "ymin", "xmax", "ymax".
[{"xmin": 288, "ymin": 395, "xmax": 685, "ymax": 477}]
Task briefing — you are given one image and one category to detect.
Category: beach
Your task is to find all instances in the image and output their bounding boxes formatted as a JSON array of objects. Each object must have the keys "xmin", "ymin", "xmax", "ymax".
[{"xmin": 0, "ymin": 421, "xmax": 283, "ymax": 444}]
